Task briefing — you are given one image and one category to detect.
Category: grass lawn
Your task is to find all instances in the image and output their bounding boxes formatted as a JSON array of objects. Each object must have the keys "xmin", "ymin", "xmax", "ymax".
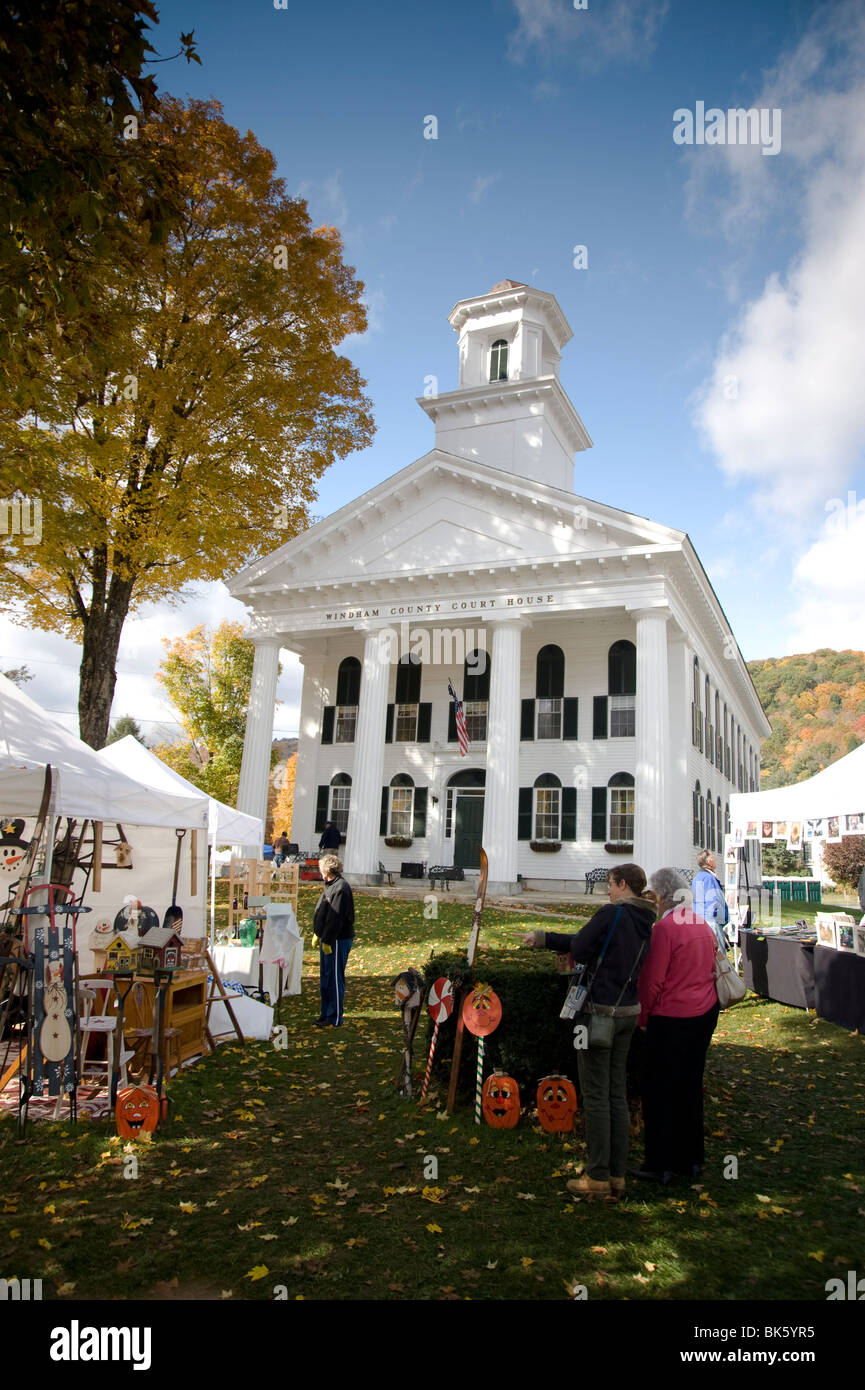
[{"xmin": 1, "ymin": 889, "xmax": 863, "ymax": 1302}]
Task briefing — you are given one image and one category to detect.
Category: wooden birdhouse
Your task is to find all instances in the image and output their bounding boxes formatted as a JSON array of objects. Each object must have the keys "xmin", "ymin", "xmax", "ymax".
[
  {"xmin": 103, "ymin": 931, "xmax": 141, "ymax": 973},
  {"xmin": 136, "ymin": 927, "xmax": 183, "ymax": 973}
]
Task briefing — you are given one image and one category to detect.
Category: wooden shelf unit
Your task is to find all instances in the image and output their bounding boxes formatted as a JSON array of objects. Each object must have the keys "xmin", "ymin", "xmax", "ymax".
[{"xmin": 124, "ymin": 969, "xmax": 207, "ymax": 1066}]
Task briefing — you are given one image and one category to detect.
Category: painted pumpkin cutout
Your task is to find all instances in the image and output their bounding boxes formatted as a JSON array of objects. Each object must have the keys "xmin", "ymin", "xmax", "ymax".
[
  {"xmin": 462, "ymin": 984, "xmax": 502, "ymax": 1037},
  {"xmin": 482, "ymin": 1071, "xmax": 520, "ymax": 1128},
  {"xmin": 536, "ymin": 1075, "xmax": 578, "ymax": 1133},
  {"xmin": 115, "ymin": 1084, "xmax": 160, "ymax": 1138}
]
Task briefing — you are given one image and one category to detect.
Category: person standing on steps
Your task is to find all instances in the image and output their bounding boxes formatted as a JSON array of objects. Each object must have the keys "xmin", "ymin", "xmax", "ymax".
[
  {"xmin": 318, "ymin": 820, "xmax": 341, "ymax": 853},
  {"xmin": 312, "ymin": 854, "xmax": 354, "ymax": 1028}
]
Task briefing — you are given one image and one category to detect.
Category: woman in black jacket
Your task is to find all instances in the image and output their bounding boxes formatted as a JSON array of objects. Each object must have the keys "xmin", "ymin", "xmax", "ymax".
[
  {"xmin": 522, "ymin": 863, "xmax": 655, "ymax": 1199},
  {"xmin": 313, "ymin": 854, "xmax": 355, "ymax": 1028}
]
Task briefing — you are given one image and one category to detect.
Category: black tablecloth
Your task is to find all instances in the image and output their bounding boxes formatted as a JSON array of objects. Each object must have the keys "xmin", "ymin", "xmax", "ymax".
[
  {"xmin": 740, "ymin": 929, "xmax": 815, "ymax": 1010},
  {"xmin": 813, "ymin": 944, "xmax": 865, "ymax": 1032}
]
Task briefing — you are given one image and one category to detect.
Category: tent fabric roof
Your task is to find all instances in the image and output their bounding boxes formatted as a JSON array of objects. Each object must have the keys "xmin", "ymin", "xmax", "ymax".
[
  {"xmin": 0, "ymin": 675, "xmax": 208, "ymax": 827},
  {"xmin": 98, "ymin": 737, "xmax": 263, "ymax": 846},
  {"xmin": 730, "ymin": 742, "xmax": 865, "ymax": 823}
]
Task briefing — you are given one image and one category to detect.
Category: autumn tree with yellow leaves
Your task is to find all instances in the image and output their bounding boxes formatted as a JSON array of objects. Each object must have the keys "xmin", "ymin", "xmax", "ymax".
[{"xmin": 0, "ymin": 96, "xmax": 374, "ymax": 747}]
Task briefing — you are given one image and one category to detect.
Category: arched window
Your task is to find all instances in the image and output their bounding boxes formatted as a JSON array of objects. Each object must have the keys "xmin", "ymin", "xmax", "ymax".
[
  {"xmin": 706, "ymin": 788, "xmax": 715, "ymax": 851},
  {"xmin": 536, "ymin": 645, "xmax": 565, "ymax": 739},
  {"xmin": 717, "ymin": 796, "xmax": 722, "ymax": 844},
  {"xmin": 388, "ymin": 773, "xmax": 415, "ymax": 838},
  {"xmin": 693, "ymin": 779, "xmax": 702, "ymax": 847},
  {"xmin": 335, "ymin": 657, "xmax": 361, "ymax": 742},
  {"xmin": 725, "ymin": 802, "xmax": 731, "ymax": 836},
  {"xmin": 394, "ymin": 653, "xmax": 422, "ymax": 741},
  {"xmin": 329, "ymin": 772, "xmax": 352, "ymax": 835},
  {"xmin": 463, "ymin": 648, "xmax": 490, "ymax": 742},
  {"xmin": 609, "ymin": 772, "xmax": 635, "ymax": 843},
  {"xmin": 608, "ymin": 640, "xmax": 636, "ymax": 736},
  {"xmin": 490, "ymin": 338, "xmax": 508, "ymax": 382},
  {"xmin": 692, "ymin": 658, "xmax": 703, "ymax": 750},
  {"xmin": 534, "ymin": 773, "xmax": 562, "ymax": 841},
  {"xmin": 723, "ymin": 704, "xmax": 730, "ymax": 780},
  {"xmin": 714, "ymin": 691, "xmax": 721, "ymax": 769},
  {"xmin": 704, "ymin": 676, "xmax": 713, "ymax": 762}
]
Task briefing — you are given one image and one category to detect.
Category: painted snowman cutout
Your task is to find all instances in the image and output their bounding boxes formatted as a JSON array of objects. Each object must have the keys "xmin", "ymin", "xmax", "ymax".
[{"xmin": 40, "ymin": 959, "xmax": 72, "ymax": 1063}]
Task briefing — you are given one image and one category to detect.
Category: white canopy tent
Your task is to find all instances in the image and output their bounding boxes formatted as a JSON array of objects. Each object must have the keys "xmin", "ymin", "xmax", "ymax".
[
  {"xmin": 730, "ymin": 743, "xmax": 865, "ymax": 824},
  {"xmin": 97, "ymin": 737, "xmax": 263, "ymax": 940},
  {"xmin": 0, "ymin": 674, "xmax": 207, "ymax": 827}
]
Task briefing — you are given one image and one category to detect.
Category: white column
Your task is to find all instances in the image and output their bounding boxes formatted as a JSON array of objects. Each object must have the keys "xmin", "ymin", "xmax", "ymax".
[
  {"xmin": 631, "ymin": 608, "xmax": 672, "ymax": 876},
  {"xmin": 291, "ymin": 653, "xmax": 325, "ymax": 853},
  {"xmin": 484, "ymin": 619, "xmax": 523, "ymax": 890},
  {"xmin": 236, "ymin": 637, "xmax": 282, "ymax": 856},
  {"xmin": 343, "ymin": 628, "xmax": 391, "ymax": 879}
]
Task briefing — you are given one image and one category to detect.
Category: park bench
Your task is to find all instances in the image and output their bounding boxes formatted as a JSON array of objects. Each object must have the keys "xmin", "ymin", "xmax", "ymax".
[
  {"xmin": 378, "ymin": 861, "xmax": 395, "ymax": 886},
  {"xmin": 428, "ymin": 865, "xmax": 465, "ymax": 892}
]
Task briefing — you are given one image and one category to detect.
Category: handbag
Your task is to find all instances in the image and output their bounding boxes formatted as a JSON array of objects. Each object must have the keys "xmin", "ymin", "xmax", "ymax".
[
  {"xmin": 572, "ymin": 908, "xmax": 646, "ymax": 1049},
  {"xmin": 714, "ymin": 945, "xmax": 747, "ymax": 1008}
]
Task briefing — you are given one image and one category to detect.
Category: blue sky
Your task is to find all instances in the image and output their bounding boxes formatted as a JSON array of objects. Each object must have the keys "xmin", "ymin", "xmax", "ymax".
[{"xmin": 7, "ymin": 0, "xmax": 865, "ymax": 739}]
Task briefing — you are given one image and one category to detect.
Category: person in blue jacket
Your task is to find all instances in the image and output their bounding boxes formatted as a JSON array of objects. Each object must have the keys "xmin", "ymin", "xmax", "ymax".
[{"xmin": 692, "ymin": 850, "xmax": 729, "ymax": 951}]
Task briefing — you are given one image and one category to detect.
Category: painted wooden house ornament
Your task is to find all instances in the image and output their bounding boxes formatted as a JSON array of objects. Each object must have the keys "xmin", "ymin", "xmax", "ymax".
[
  {"xmin": 135, "ymin": 928, "xmax": 182, "ymax": 973},
  {"xmin": 481, "ymin": 1071, "xmax": 521, "ymax": 1129},
  {"xmin": 103, "ymin": 931, "xmax": 141, "ymax": 973},
  {"xmin": 536, "ymin": 1075, "xmax": 578, "ymax": 1132}
]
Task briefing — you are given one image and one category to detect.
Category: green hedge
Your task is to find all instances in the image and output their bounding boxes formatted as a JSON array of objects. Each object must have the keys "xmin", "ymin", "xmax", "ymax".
[{"xmin": 420, "ymin": 948, "xmax": 577, "ymax": 1098}]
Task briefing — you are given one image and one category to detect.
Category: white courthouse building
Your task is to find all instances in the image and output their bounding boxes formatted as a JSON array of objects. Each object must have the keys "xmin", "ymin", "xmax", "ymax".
[{"xmin": 231, "ymin": 281, "xmax": 770, "ymax": 893}]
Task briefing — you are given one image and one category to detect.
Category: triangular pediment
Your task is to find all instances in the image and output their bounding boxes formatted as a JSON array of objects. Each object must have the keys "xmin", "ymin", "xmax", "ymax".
[{"xmin": 230, "ymin": 451, "xmax": 683, "ymax": 597}]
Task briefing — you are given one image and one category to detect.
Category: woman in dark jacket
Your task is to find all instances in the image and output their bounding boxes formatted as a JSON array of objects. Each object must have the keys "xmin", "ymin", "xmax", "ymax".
[
  {"xmin": 522, "ymin": 863, "xmax": 655, "ymax": 1199},
  {"xmin": 313, "ymin": 854, "xmax": 355, "ymax": 1028}
]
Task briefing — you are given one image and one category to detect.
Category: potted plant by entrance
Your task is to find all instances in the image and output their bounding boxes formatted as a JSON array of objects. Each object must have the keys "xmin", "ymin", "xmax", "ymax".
[{"xmin": 529, "ymin": 840, "xmax": 562, "ymax": 853}]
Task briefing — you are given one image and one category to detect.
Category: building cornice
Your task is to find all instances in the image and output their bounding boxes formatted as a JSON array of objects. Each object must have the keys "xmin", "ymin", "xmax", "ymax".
[{"xmin": 417, "ymin": 375, "xmax": 592, "ymax": 454}]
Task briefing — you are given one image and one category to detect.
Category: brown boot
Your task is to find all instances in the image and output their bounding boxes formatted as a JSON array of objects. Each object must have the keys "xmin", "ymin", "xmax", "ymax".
[{"xmin": 566, "ymin": 1175, "xmax": 612, "ymax": 1200}]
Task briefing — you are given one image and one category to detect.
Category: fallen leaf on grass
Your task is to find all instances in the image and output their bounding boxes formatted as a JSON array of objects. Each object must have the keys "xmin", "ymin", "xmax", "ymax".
[
  {"xmin": 426, "ymin": 1223, "xmax": 442, "ymax": 1234},
  {"xmin": 520, "ymin": 1257, "xmax": 534, "ymax": 1268},
  {"xmin": 807, "ymin": 1251, "xmax": 825, "ymax": 1262},
  {"xmin": 179, "ymin": 1202, "xmax": 198, "ymax": 1214},
  {"xmin": 755, "ymin": 1194, "xmax": 772, "ymax": 1204},
  {"xmin": 245, "ymin": 1265, "xmax": 269, "ymax": 1281},
  {"xmin": 57, "ymin": 1282, "xmax": 76, "ymax": 1296}
]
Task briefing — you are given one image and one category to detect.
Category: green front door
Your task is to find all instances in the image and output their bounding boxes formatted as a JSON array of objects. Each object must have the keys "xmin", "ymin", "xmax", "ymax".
[{"xmin": 454, "ymin": 795, "xmax": 484, "ymax": 869}]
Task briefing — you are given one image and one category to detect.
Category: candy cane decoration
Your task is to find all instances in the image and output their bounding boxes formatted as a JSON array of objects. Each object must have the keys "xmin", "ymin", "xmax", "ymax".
[
  {"xmin": 420, "ymin": 977, "xmax": 454, "ymax": 1101},
  {"xmin": 475, "ymin": 1037, "xmax": 485, "ymax": 1125}
]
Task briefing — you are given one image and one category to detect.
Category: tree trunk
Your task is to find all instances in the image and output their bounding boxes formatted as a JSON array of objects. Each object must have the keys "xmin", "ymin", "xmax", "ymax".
[{"xmin": 78, "ymin": 577, "xmax": 136, "ymax": 748}]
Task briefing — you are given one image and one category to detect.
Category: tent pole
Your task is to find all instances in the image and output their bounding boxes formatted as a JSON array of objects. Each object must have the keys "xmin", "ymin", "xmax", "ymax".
[{"xmin": 209, "ymin": 835, "xmax": 216, "ymax": 946}]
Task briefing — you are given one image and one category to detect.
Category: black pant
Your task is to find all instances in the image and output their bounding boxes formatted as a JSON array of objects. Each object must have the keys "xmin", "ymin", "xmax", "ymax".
[{"xmin": 642, "ymin": 1002, "xmax": 720, "ymax": 1173}]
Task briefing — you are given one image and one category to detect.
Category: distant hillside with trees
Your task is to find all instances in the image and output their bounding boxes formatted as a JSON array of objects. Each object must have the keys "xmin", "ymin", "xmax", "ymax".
[{"xmin": 748, "ymin": 650, "xmax": 865, "ymax": 788}]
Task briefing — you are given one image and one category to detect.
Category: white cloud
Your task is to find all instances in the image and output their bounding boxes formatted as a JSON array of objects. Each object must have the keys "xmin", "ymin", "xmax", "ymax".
[
  {"xmin": 508, "ymin": 0, "xmax": 669, "ymax": 68},
  {"xmin": 786, "ymin": 503, "xmax": 865, "ymax": 652},
  {"xmin": 296, "ymin": 170, "xmax": 349, "ymax": 230},
  {"xmin": 693, "ymin": 1, "xmax": 865, "ymax": 517},
  {"xmin": 468, "ymin": 172, "xmax": 500, "ymax": 205}
]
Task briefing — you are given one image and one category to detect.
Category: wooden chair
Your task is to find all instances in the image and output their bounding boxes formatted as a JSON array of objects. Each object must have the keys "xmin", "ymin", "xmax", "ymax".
[{"xmin": 78, "ymin": 981, "xmax": 135, "ymax": 1094}]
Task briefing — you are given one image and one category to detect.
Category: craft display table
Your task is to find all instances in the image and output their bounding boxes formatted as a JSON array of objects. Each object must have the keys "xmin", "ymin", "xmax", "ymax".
[
  {"xmin": 739, "ymin": 928, "xmax": 815, "ymax": 1010},
  {"xmin": 813, "ymin": 944, "xmax": 865, "ymax": 1033},
  {"xmin": 122, "ymin": 970, "xmax": 207, "ymax": 1067}
]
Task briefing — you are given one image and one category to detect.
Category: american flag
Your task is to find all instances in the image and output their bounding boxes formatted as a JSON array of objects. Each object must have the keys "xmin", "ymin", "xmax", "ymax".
[{"xmin": 448, "ymin": 679, "xmax": 469, "ymax": 757}]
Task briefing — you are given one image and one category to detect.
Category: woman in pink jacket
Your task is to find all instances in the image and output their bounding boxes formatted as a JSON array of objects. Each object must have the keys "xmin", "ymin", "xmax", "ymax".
[{"xmin": 633, "ymin": 866, "xmax": 719, "ymax": 1184}]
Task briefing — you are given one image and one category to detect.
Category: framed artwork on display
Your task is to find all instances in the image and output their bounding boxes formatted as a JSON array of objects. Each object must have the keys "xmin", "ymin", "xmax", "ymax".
[
  {"xmin": 761, "ymin": 821, "xmax": 776, "ymax": 843},
  {"xmin": 774, "ymin": 821, "xmax": 788, "ymax": 842},
  {"xmin": 815, "ymin": 915, "xmax": 838, "ymax": 949},
  {"xmin": 732, "ymin": 824, "xmax": 745, "ymax": 847},
  {"xmin": 853, "ymin": 925, "xmax": 865, "ymax": 958},
  {"xmin": 825, "ymin": 816, "xmax": 842, "ymax": 843},
  {"xmin": 843, "ymin": 812, "xmax": 864, "ymax": 834},
  {"xmin": 746, "ymin": 821, "xmax": 759, "ymax": 840},
  {"xmin": 804, "ymin": 819, "xmax": 823, "ymax": 841},
  {"xmin": 787, "ymin": 822, "xmax": 803, "ymax": 852}
]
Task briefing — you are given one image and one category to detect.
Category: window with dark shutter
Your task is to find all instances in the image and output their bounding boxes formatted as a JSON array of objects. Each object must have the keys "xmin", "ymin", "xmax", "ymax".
[
  {"xmin": 520, "ymin": 699, "xmax": 535, "ymax": 741},
  {"xmin": 447, "ymin": 703, "xmax": 457, "ymax": 742},
  {"xmin": 413, "ymin": 788, "xmax": 428, "ymax": 838},
  {"xmin": 563, "ymin": 697, "xmax": 578, "ymax": 740},
  {"xmin": 385, "ymin": 704, "xmax": 394, "ymax": 743},
  {"xmin": 593, "ymin": 696, "xmax": 608, "ymax": 739},
  {"xmin": 321, "ymin": 706, "xmax": 335, "ymax": 744},
  {"xmin": 416, "ymin": 703, "xmax": 432, "ymax": 742},
  {"xmin": 591, "ymin": 787, "xmax": 607, "ymax": 841},
  {"xmin": 518, "ymin": 787, "xmax": 533, "ymax": 840},
  {"xmin": 380, "ymin": 787, "xmax": 388, "ymax": 836},
  {"xmin": 561, "ymin": 786, "xmax": 577, "ymax": 841},
  {"xmin": 315, "ymin": 785, "xmax": 329, "ymax": 833}
]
